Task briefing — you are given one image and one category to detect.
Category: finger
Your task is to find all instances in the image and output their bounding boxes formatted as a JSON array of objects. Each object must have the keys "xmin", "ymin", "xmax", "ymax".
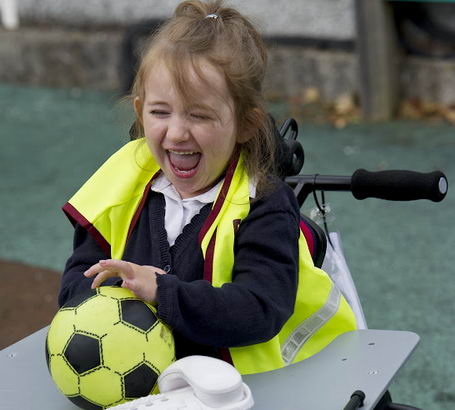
[
  {"xmin": 121, "ymin": 279, "xmax": 138, "ymax": 293},
  {"xmin": 84, "ymin": 260, "xmax": 107, "ymax": 278},
  {"xmin": 91, "ymin": 269, "xmax": 122, "ymax": 289},
  {"xmin": 121, "ymin": 277, "xmax": 154, "ymax": 303},
  {"xmin": 99, "ymin": 259, "xmax": 135, "ymax": 279}
]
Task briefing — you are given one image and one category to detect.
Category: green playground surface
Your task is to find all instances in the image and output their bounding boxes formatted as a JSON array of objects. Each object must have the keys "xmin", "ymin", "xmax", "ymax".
[{"xmin": 1, "ymin": 83, "xmax": 454, "ymax": 409}]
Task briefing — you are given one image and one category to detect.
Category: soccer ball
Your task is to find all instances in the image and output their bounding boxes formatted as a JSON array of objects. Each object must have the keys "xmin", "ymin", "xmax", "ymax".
[{"xmin": 46, "ymin": 286, "xmax": 175, "ymax": 409}]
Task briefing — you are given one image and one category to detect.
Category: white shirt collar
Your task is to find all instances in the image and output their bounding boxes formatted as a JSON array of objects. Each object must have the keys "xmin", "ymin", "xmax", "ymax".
[
  {"xmin": 151, "ymin": 173, "xmax": 257, "ymax": 202},
  {"xmin": 151, "ymin": 174, "xmax": 223, "ymax": 204}
]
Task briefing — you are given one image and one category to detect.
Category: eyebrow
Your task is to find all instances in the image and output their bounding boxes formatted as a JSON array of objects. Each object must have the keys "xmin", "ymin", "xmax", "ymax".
[
  {"xmin": 190, "ymin": 103, "xmax": 216, "ymax": 112},
  {"xmin": 146, "ymin": 100, "xmax": 219, "ymax": 115},
  {"xmin": 146, "ymin": 101, "xmax": 169, "ymax": 106}
]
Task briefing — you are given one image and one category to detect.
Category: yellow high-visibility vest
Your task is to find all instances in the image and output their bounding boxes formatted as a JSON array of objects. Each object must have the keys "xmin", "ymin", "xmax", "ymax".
[{"xmin": 64, "ymin": 138, "xmax": 357, "ymax": 375}]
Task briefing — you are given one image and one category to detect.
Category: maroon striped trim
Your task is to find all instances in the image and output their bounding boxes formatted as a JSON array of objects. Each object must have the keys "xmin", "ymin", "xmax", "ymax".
[
  {"xmin": 201, "ymin": 229, "xmax": 234, "ymax": 366},
  {"xmin": 198, "ymin": 151, "xmax": 240, "ymax": 245},
  {"xmin": 299, "ymin": 220, "xmax": 315, "ymax": 258},
  {"xmin": 62, "ymin": 202, "xmax": 111, "ymax": 256},
  {"xmin": 233, "ymin": 219, "xmax": 241, "ymax": 234},
  {"xmin": 219, "ymin": 348, "xmax": 234, "ymax": 366},
  {"xmin": 126, "ymin": 171, "xmax": 161, "ymax": 241},
  {"xmin": 196, "ymin": 153, "xmax": 239, "ymax": 366},
  {"xmin": 202, "ymin": 229, "xmax": 216, "ymax": 282}
]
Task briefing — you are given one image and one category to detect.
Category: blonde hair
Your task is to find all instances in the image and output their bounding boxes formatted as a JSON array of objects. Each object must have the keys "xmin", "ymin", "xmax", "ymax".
[{"xmin": 131, "ymin": 0, "xmax": 277, "ymax": 195}]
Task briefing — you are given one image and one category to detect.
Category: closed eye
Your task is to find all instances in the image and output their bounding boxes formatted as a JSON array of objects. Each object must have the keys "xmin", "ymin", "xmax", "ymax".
[
  {"xmin": 150, "ymin": 110, "xmax": 170, "ymax": 116},
  {"xmin": 190, "ymin": 113, "xmax": 211, "ymax": 120}
]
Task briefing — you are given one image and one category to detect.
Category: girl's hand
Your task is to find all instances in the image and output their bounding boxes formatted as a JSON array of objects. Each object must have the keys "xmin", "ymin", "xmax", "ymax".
[{"xmin": 83, "ymin": 259, "xmax": 166, "ymax": 304}]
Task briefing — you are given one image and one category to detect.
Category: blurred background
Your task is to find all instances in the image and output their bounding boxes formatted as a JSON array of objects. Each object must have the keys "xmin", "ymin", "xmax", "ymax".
[{"xmin": 0, "ymin": 1, "xmax": 454, "ymax": 409}]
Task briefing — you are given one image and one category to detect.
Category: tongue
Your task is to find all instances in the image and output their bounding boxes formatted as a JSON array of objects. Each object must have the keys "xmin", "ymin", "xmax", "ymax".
[{"xmin": 169, "ymin": 152, "xmax": 201, "ymax": 171}]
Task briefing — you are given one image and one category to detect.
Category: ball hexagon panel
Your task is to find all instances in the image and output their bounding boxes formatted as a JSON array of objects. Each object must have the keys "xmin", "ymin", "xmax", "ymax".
[
  {"xmin": 98, "ymin": 285, "xmax": 134, "ymax": 300},
  {"xmin": 144, "ymin": 325, "xmax": 176, "ymax": 370},
  {"xmin": 102, "ymin": 324, "xmax": 147, "ymax": 374},
  {"xmin": 120, "ymin": 299, "xmax": 158, "ymax": 332},
  {"xmin": 46, "ymin": 309, "xmax": 77, "ymax": 353},
  {"xmin": 64, "ymin": 333, "xmax": 101, "ymax": 374},
  {"xmin": 79, "ymin": 367, "xmax": 124, "ymax": 408},
  {"xmin": 124, "ymin": 363, "xmax": 159, "ymax": 399},
  {"xmin": 47, "ymin": 355, "xmax": 79, "ymax": 396},
  {"xmin": 74, "ymin": 294, "xmax": 122, "ymax": 337}
]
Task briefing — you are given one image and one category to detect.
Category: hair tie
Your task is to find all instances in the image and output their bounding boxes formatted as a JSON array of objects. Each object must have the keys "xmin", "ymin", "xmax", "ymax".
[{"xmin": 205, "ymin": 13, "xmax": 219, "ymax": 20}]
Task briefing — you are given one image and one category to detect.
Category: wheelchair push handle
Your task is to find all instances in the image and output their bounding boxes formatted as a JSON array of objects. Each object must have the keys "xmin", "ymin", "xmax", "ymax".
[
  {"xmin": 351, "ymin": 169, "xmax": 448, "ymax": 202},
  {"xmin": 286, "ymin": 170, "xmax": 448, "ymax": 206}
]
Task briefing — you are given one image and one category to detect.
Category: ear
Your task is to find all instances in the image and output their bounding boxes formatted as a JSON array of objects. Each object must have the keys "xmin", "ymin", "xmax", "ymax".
[
  {"xmin": 236, "ymin": 108, "xmax": 262, "ymax": 144},
  {"xmin": 133, "ymin": 97, "xmax": 143, "ymax": 125}
]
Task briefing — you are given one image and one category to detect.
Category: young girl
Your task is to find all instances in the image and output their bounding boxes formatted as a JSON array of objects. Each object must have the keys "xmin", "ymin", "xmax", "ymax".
[{"xmin": 59, "ymin": 0, "xmax": 356, "ymax": 375}]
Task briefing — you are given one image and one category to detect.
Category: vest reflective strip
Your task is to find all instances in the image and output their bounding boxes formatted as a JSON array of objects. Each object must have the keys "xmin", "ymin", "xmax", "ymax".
[{"xmin": 281, "ymin": 285, "xmax": 341, "ymax": 365}]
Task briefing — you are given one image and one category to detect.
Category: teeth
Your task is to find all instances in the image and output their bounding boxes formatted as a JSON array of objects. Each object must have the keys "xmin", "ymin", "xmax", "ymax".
[
  {"xmin": 168, "ymin": 150, "xmax": 199, "ymax": 155},
  {"xmin": 176, "ymin": 169, "xmax": 193, "ymax": 174}
]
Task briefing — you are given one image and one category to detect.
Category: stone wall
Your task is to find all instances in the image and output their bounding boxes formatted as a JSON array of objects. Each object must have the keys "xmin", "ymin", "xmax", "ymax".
[
  {"xmin": 0, "ymin": 27, "xmax": 123, "ymax": 90},
  {"xmin": 14, "ymin": 0, "xmax": 355, "ymax": 39},
  {"xmin": 2, "ymin": 26, "xmax": 455, "ymax": 106}
]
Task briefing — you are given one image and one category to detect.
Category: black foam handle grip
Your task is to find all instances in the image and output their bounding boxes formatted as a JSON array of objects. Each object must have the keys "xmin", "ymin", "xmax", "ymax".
[{"xmin": 351, "ymin": 169, "xmax": 448, "ymax": 202}]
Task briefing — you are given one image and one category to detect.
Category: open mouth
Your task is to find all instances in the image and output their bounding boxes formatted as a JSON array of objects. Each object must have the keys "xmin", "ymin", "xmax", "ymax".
[{"xmin": 167, "ymin": 150, "xmax": 201, "ymax": 178}]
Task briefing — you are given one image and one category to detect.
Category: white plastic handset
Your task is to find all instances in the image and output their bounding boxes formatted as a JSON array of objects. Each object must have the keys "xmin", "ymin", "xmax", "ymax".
[
  {"xmin": 158, "ymin": 355, "xmax": 247, "ymax": 408},
  {"xmin": 107, "ymin": 355, "xmax": 254, "ymax": 410}
]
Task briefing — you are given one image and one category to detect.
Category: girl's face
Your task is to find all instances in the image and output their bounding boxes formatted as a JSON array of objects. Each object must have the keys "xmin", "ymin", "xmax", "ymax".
[{"xmin": 136, "ymin": 60, "xmax": 237, "ymax": 199}]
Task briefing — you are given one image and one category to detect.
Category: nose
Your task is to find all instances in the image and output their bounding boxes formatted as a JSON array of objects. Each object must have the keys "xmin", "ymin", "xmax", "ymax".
[{"xmin": 166, "ymin": 115, "xmax": 190, "ymax": 144}]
